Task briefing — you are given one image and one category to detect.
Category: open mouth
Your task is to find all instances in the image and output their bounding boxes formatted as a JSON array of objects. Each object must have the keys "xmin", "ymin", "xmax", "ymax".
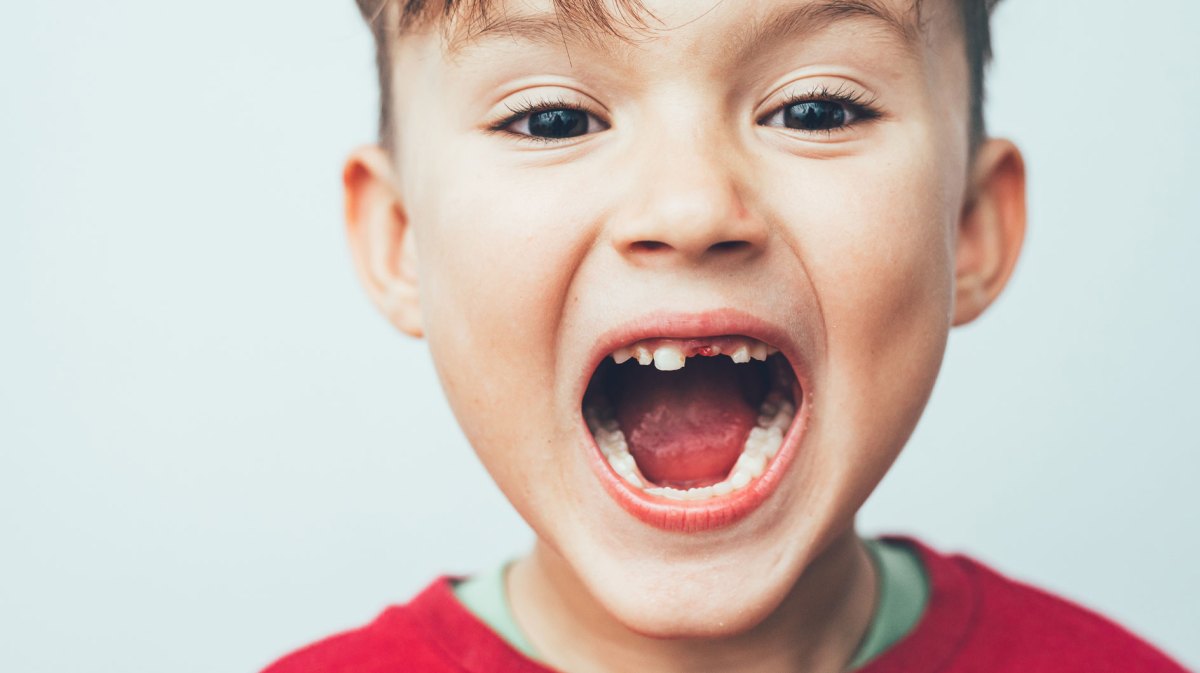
[{"xmin": 582, "ymin": 335, "xmax": 802, "ymax": 512}]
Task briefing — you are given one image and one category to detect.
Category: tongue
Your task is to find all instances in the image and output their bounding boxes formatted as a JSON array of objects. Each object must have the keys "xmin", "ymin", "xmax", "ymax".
[{"xmin": 611, "ymin": 357, "xmax": 761, "ymax": 488}]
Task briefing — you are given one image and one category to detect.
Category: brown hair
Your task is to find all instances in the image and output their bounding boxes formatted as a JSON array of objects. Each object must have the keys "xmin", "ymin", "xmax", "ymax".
[{"xmin": 353, "ymin": 0, "xmax": 1002, "ymax": 149}]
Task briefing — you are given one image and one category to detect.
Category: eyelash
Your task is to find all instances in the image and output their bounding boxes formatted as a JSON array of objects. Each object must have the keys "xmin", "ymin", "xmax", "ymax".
[
  {"xmin": 487, "ymin": 96, "xmax": 599, "ymax": 145},
  {"xmin": 768, "ymin": 84, "xmax": 884, "ymax": 132},
  {"xmin": 487, "ymin": 85, "xmax": 884, "ymax": 143}
]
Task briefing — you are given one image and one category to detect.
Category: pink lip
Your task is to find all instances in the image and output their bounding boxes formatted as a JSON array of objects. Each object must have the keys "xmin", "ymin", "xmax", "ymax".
[{"xmin": 578, "ymin": 308, "xmax": 813, "ymax": 533}]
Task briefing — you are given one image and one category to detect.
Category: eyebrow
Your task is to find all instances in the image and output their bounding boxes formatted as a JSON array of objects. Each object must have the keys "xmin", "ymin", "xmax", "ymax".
[
  {"xmin": 446, "ymin": 12, "xmax": 600, "ymax": 57},
  {"xmin": 730, "ymin": 0, "xmax": 921, "ymax": 58},
  {"xmin": 446, "ymin": 0, "xmax": 921, "ymax": 59}
]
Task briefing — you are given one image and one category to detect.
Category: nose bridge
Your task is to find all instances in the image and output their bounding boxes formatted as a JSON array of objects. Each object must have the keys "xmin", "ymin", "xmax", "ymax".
[{"xmin": 611, "ymin": 118, "xmax": 765, "ymax": 261}]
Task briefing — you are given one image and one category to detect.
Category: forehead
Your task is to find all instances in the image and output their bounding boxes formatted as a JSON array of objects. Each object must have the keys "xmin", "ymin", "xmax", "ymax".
[{"xmin": 435, "ymin": 0, "xmax": 932, "ymax": 61}]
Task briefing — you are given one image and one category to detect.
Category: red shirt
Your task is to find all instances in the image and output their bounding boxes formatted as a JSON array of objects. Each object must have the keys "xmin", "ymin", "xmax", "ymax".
[{"xmin": 262, "ymin": 538, "xmax": 1191, "ymax": 672}]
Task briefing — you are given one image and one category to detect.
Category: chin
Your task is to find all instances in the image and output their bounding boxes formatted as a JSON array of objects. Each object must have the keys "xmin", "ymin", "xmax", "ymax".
[
  {"xmin": 549, "ymin": 493, "xmax": 850, "ymax": 641},
  {"xmin": 589, "ymin": 559, "xmax": 799, "ymax": 639}
]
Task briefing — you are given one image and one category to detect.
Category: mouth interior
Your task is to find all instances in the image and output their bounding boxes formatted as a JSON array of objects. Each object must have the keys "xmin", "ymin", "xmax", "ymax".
[{"xmin": 586, "ymin": 346, "xmax": 797, "ymax": 490}]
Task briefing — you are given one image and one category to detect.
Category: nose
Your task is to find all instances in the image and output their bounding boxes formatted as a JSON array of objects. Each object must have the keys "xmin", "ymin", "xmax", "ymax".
[{"xmin": 609, "ymin": 141, "xmax": 768, "ymax": 265}]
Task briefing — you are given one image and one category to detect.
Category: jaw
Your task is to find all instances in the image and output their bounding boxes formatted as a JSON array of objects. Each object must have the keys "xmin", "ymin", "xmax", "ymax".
[
  {"xmin": 534, "ymin": 306, "xmax": 905, "ymax": 641},
  {"xmin": 515, "ymin": 507, "xmax": 873, "ymax": 650},
  {"xmin": 528, "ymin": 298, "xmax": 946, "ymax": 641},
  {"xmin": 511, "ymin": 310, "xmax": 827, "ymax": 637}
]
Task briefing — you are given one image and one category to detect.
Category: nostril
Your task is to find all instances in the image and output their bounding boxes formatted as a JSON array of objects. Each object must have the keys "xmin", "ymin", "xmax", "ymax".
[
  {"xmin": 631, "ymin": 241, "xmax": 670, "ymax": 253},
  {"xmin": 628, "ymin": 239, "xmax": 753, "ymax": 256},
  {"xmin": 709, "ymin": 240, "xmax": 751, "ymax": 253}
]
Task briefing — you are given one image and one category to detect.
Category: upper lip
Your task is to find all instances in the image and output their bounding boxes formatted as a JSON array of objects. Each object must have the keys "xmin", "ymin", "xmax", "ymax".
[{"xmin": 578, "ymin": 307, "xmax": 809, "ymax": 405}]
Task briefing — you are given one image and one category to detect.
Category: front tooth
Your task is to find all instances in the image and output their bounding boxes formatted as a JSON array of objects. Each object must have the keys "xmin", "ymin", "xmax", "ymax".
[
  {"xmin": 653, "ymin": 345, "xmax": 686, "ymax": 371},
  {"xmin": 730, "ymin": 470, "xmax": 752, "ymax": 490},
  {"xmin": 658, "ymin": 488, "xmax": 687, "ymax": 500},
  {"xmin": 612, "ymin": 347, "xmax": 633, "ymax": 364},
  {"xmin": 635, "ymin": 346, "xmax": 654, "ymax": 366},
  {"xmin": 730, "ymin": 345, "xmax": 751, "ymax": 364},
  {"xmin": 712, "ymin": 480, "xmax": 734, "ymax": 496},
  {"xmin": 750, "ymin": 343, "xmax": 768, "ymax": 361}
]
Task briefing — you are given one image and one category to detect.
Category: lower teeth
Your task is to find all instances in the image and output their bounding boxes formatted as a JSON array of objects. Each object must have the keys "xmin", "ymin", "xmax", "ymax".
[{"xmin": 585, "ymin": 392, "xmax": 795, "ymax": 501}]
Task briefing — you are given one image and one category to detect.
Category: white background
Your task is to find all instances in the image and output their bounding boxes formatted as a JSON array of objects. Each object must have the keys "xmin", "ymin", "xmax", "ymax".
[{"xmin": 2, "ymin": 1, "xmax": 1197, "ymax": 671}]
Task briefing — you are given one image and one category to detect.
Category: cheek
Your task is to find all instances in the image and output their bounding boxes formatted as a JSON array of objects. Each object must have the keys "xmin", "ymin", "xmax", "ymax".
[
  {"xmin": 407, "ymin": 145, "xmax": 601, "ymax": 488},
  {"xmin": 815, "ymin": 159, "xmax": 955, "ymax": 344},
  {"xmin": 774, "ymin": 146, "xmax": 955, "ymax": 331},
  {"xmin": 768, "ymin": 135, "xmax": 959, "ymax": 473}
]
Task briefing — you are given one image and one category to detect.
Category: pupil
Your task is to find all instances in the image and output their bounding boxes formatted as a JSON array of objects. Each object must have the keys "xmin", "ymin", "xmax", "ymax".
[
  {"xmin": 783, "ymin": 101, "xmax": 846, "ymax": 131},
  {"xmin": 528, "ymin": 109, "xmax": 588, "ymax": 138}
]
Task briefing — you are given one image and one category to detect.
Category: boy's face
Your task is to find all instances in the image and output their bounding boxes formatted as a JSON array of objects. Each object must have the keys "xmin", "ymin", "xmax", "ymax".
[{"xmin": 348, "ymin": 0, "xmax": 1024, "ymax": 636}]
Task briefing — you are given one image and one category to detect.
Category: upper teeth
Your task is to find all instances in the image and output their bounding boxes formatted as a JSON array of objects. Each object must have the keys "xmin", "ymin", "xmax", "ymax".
[
  {"xmin": 652, "ymin": 346, "xmax": 686, "ymax": 371},
  {"xmin": 611, "ymin": 337, "xmax": 778, "ymax": 371}
]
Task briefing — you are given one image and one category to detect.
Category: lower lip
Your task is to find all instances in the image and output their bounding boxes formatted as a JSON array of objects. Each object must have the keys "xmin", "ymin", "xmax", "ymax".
[{"xmin": 582, "ymin": 378, "xmax": 810, "ymax": 533}]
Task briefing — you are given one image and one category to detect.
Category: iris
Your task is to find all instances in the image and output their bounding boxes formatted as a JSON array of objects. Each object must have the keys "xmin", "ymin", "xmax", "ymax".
[
  {"xmin": 783, "ymin": 101, "xmax": 846, "ymax": 131},
  {"xmin": 528, "ymin": 109, "xmax": 589, "ymax": 138}
]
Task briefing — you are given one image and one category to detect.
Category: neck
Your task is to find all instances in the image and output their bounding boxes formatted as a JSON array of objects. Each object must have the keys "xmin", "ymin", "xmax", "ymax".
[{"xmin": 507, "ymin": 527, "xmax": 877, "ymax": 673}]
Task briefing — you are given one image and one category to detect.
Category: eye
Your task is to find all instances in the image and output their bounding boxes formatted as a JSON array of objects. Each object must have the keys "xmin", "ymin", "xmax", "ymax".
[
  {"xmin": 493, "ymin": 100, "xmax": 610, "ymax": 142},
  {"xmin": 522, "ymin": 109, "xmax": 590, "ymax": 138},
  {"xmin": 782, "ymin": 100, "xmax": 848, "ymax": 131},
  {"xmin": 758, "ymin": 87, "xmax": 881, "ymax": 135}
]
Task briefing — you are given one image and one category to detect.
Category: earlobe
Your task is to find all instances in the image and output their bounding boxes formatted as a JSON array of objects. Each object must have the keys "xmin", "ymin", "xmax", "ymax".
[
  {"xmin": 343, "ymin": 145, "xmax": 424, "ymax": 338},
  {"xmin": 953, "ymin": 138, "xmax": 1027, "ymax": 326}
]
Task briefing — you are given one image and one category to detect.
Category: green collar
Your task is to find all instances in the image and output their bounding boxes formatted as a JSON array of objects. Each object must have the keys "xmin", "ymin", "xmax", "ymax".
[{"xmin": 453, "ymin": 537, "xmax": 929, "ymax": 669}]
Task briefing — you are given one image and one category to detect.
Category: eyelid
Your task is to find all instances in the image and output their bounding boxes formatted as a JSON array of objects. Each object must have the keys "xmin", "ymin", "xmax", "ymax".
[
  {"xmin": 757, "ymin": 82, "xmax": 884, "ymax": 133},
  {"xmin": 486, "ymin": 93, "xmax": 610, "ymax": 143},
  {"xmin": 482, "ymin": 82, "xmax": 882, "ymax": 144}
]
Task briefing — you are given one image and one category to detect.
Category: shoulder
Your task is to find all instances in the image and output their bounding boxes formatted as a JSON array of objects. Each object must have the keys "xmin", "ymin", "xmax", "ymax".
[
  {"xmin": 955, "ymin": 553, "xmax": 1187, "ymax": 670},
  {"xmin": 898, "ymin": 537, "xmax": 1191, "ymax": 673},
  {"xmin": 259, "ymin": 578, "xmax": 462, "ymax": 673}
]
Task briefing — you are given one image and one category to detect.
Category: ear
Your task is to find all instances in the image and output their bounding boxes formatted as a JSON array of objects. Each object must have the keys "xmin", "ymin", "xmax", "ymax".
[
  {"xmin": 953, "ymin": 138, "xmax": 1027, "ymax": 326},
  {"xmin": 343, "ymin": 145, "xmax": 424, "ymax": 338}
]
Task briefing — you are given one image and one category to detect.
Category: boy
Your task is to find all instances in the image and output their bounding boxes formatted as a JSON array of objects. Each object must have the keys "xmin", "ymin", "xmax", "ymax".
[{"xmin": 266, "ymin": 0, "xmax": 1190, "ymax": 670}]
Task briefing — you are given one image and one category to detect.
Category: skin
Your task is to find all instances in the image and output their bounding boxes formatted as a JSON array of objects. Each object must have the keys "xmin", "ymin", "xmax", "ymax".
[{"xmin": 343, "ymin": 0, "xmax": 1026, "ymax": 671}]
